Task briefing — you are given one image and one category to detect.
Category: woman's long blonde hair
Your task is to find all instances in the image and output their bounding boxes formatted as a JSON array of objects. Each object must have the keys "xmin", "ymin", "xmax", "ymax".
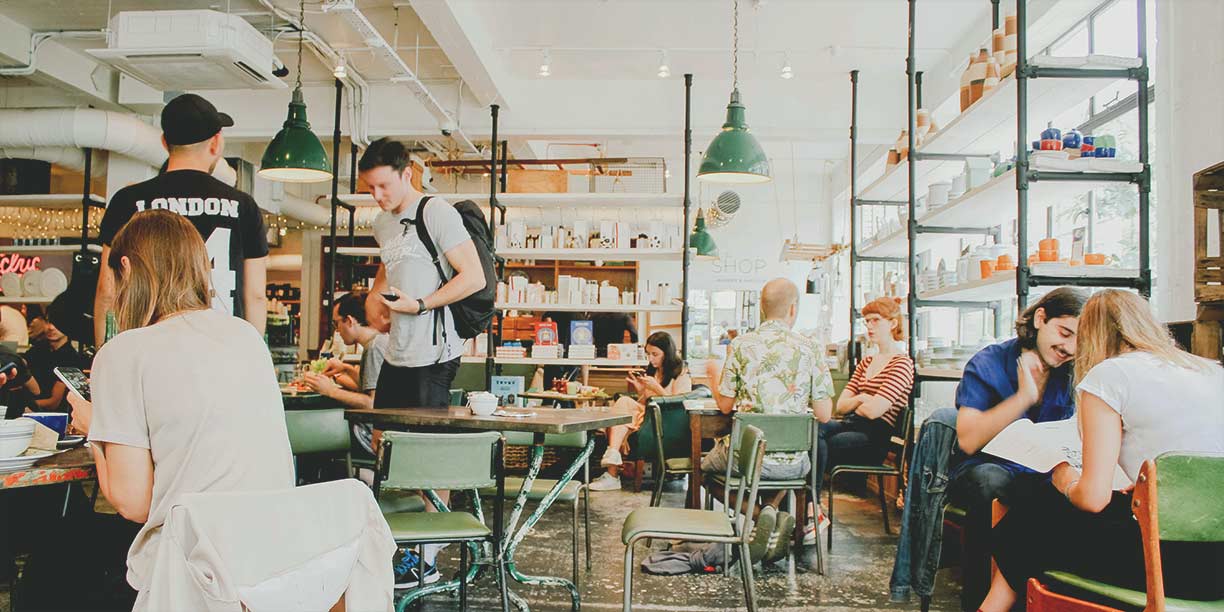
[
  {"xmin": 1074, "ymin": 289, "xmax": 1210, "ymax": 386},
  {"xmin": 109, "ymin": 210, "xmax": 212, "ymax": 331}
]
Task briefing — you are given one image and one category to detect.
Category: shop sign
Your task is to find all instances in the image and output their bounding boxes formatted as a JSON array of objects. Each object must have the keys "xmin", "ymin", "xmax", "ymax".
[{"xmin": 0, "ymin": 254, "xmax": 40, "ymax": 275}]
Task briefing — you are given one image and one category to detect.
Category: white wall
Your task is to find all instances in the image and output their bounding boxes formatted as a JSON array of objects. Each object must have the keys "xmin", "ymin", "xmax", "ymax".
[{"xmin": 1154, "ymin": 0, "xmax": 1224, "ymax": 322}]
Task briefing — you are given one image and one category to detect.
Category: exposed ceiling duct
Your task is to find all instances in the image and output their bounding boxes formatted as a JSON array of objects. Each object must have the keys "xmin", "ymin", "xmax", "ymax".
[{"xmin": 321, "ymin": 0, "xmax": 478, "ymax": 154}]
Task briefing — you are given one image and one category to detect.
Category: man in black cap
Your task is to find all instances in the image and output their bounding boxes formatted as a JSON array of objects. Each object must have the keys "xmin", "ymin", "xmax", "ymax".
[{"xmin": 93, "ymin": 93, "xmax": 268, "ymax": 345}]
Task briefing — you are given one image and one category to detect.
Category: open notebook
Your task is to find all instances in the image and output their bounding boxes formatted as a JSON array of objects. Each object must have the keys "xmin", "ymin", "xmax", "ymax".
[{"xmin": 982, "ymin": 418, "xmax": 1132, "ymax": 490}]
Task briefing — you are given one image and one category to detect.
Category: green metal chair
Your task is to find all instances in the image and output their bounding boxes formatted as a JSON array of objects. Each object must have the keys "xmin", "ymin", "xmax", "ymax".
[
  {"xmin": 622, "ymin": 424, "xmax": 768, "ymax": 612},
  {"xmin": 376, "ymin": 431, "xmax": 510, "ymax": 612},
  {"xmin": 284, "ymin": 408, "xmax": 354, "ymax": 480},
  {"xmin": 1034, "ymin": 452, "xmax": 1224, "ymax": 612},
  {"xmin": 827, "ymin": 401, "xmax": 915, "ymax": 550},
  {"xmin": 706, "ymin": 412, "xmax": 825, "ymax": 580},
  {"xmin": 478, "ymin": 430, "xmax": 591, "ymax": 589},
  {"xmin": 633, "ymin": 387, "xmax": 713, "ymax": 507}
]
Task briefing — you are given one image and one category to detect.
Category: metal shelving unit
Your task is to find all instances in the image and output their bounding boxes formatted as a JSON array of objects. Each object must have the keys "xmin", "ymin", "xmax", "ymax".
[{"xmin": 850, "ymin": 0, "xmax": 1153, "ymax": 383}]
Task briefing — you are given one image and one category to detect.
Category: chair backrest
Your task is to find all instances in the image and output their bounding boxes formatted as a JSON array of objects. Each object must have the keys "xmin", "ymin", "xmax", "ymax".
[
  {"xmin": 732, "ymin": 412, "xmax": 815, "ymax": 454},
  {"xmin": 378, "ymin": 431, "xmax": 503, "ymax": 491},
  {"xmin": 1153, "ymin": 452, "xmax": 1224, "ymax": 542},
  {"xmin": 636, "ymin": 388, "xmax": 711, "ymax": 462},
  {"xmin": 502, "ymin": 430, "xmax": 586, "ymax": 449},
  {"xmin": 284, "ymin": 408, "xmax": 351, "ymax": 455},
  {"xmin": 731, "ymin": 424, "xmax": 767, "ymax": 543}
]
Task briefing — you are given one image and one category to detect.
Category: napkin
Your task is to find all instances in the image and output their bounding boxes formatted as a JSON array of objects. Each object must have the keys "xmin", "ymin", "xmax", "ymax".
[{"xmin": 27, "ymin": 421, "xmax": 59, "ymax": 452}]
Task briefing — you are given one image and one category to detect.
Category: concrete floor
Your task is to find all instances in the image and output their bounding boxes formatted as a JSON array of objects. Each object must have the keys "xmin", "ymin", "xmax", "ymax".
[{"xmin": 416, "ymin": 478, "xmax": 966, "ymax": 612}]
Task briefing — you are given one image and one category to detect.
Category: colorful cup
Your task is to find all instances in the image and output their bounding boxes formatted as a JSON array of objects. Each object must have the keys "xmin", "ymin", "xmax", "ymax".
[{"xmin": 24, "ymin": 412, "xmax": 68, "ymax": 439}]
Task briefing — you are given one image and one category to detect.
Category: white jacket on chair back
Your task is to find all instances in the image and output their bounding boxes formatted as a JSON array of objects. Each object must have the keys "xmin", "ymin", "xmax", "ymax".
[{"xmin": 137, "ymin": 479, "xmax": 396, "ymax": 612}]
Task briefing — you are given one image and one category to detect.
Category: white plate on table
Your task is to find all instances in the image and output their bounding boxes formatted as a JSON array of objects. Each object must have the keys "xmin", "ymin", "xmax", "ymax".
[
  {"xmin": 57, "ymin": 435, "xmax": 85, "ymax": 450},
  {"xmin": 0, "ymin": 273, "xmax": 21, "ymax": 297},
  {"xmin": 40, "ymin": 268, "xmax": 67, "ymax": 298},
  {"xmin": 21, "ymin": 269, "xmax": 42, "ymax": 297},
  {"xmin": 0, "ymin": 450, "xmax": 54, "ymax": 474}
]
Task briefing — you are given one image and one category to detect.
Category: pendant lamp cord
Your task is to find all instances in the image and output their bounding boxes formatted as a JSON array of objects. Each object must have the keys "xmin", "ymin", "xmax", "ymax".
[
  {"xmin": 732, "ymin": 0, "xmax": 739, "ymax": 90},
  {"xmin": 295, "ymin": 0, "xmax": 305, "ymax": 90}
]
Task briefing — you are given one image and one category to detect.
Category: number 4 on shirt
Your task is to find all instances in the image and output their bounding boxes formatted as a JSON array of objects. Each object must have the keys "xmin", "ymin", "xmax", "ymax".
[{"xmin": 204, "ymin": 228, "xmax": 236, "ymax": 314}]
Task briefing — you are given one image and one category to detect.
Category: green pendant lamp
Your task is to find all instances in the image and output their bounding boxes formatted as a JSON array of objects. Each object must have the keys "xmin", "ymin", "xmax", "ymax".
[
  {"xmin": 259, "ymin": 0, "xmax": 332, "ymax": 183},
  {"xmin": 698, "ymin": 0, "xmax": 771, "ymax": 184},
  {"xmin": 689, "ymin": 209, "xmax": 719, "ymax": 257}
]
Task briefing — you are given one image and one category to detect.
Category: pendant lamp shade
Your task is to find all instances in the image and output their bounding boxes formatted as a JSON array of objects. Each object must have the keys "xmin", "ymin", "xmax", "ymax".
[
  {"xmin": 698, "ymin": 89, "xmax": 771, "ymax": 184},
  {"xmin": 259, "ymin": 87, "xmax": 332, "ymax": 183},
  {"xmin": 689, "ymin": 211, "xmax": 718, "ymax": 257}
]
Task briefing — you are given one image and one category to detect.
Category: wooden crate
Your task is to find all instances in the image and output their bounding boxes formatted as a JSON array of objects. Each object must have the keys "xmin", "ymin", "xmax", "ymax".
[{"xmin": 1194, "ymin": 160, "xmax": 1224, "ymax": 303}]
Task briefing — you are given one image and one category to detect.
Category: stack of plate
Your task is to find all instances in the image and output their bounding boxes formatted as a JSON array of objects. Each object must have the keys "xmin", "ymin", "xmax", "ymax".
[
  {"xmin": 0, "ymin": 418, "xmax": 35, "ymax": 458},
  {"xmin": 0, "ymin": 269, "xmax": 68, "ymax": 300}
]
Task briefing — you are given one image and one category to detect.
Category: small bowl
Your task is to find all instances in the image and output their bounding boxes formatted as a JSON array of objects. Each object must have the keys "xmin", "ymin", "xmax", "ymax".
[{"xmin": 0, "ymin": 419, "xmax": 34, "ymax": 458}]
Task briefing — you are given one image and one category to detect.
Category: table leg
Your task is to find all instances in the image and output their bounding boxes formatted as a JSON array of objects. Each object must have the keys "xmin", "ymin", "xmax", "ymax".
[
  {"xmin": 502, "ymin": 434, "xmax": 595, "ymax": 611},
  {"xmin": 688, "ymin": 414, "xmax": 703, "ymax": 509}
]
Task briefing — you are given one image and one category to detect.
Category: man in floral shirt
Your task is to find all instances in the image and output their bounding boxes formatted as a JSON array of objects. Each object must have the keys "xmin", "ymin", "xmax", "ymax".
[{"xmin": 704, "ymin": 278, "xmax": 834, "ymax": 479}]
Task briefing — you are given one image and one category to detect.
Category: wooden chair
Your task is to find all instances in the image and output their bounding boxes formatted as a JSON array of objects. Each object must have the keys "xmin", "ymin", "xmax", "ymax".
[{"xmin": 1029, "ymin": 452, "xmax": 1224, "ymax": 612}]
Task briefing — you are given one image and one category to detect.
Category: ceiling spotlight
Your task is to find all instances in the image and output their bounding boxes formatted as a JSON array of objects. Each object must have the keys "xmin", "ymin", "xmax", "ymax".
[
  {"xmin": 780, "ymin": 51, "xmax": 793, "ymax": 79},
  {"xmin": 657, "ymin": 50, "xmax": 671, "ymax": 78},
  {"xmin": 538, "ymin": 49, "xmax": 551, "ymax": 77},
  {"xmin": 333, "ymin": 56, "xmax": 347, "ymax": 79}
]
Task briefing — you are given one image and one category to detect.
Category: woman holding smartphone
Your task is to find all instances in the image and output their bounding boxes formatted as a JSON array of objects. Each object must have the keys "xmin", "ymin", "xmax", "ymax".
[
  {"xmin": 589, "ymin": 331, "xmax": 691, "ymax": 491},
  {"xmin": 65, "ymin": 210, "xmax": 294, "ymax": 608}
]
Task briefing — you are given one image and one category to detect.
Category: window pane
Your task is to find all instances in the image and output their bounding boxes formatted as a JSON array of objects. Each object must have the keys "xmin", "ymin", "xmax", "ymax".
[
  {"xmin": 1050, "ymin": 23, "xmax": 1089, "ymax": 56},
  {"xmin": 1093, "ymin": 0, "xmax": 1138, "ymax": 57}
]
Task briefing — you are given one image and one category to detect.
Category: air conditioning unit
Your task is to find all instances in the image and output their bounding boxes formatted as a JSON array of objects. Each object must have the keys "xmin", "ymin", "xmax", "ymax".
[{"xmin": 88, "ymin": 10, "xmax": 286, "ymax": 90}]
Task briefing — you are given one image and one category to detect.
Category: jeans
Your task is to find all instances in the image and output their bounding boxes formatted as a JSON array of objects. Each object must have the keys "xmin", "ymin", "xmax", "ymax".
[
  {"xmin": 889, "ymin": 407, "xmax": 959, "ymax": 603},
  {"xmin": 946, "ymin": 462, "xmax": 1017, "ymax": 610},
  {"xmin": 373, "ymin": 358, "xmax": 462, "ymax": 408},
  {"xmin": 701, "ymin": 440, "xmax": 812, "ymax": 481},
  {"xmin": 813, "ymin": 415, "xmax": 894, "ymax": 500}
]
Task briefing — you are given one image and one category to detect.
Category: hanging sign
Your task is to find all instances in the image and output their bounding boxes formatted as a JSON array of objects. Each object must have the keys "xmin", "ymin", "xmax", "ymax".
[{"xmin": 0, "ymin": 254, "xmax": 40, "ymax": 275}]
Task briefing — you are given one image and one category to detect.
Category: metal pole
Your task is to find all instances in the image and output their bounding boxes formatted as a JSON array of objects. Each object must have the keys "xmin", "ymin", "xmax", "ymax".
[
  {"xmin": 327, "ymin": 77, "xmax": 342, "ymax": 335},
  {"xmin": 991, "ymin": 0, "xmax": 1001, "ymax": 30},
  {"xmin": 486, "ymin": 105, "xmax": 499, "ymax": 390},
  {"xmin": 906, "ymin": 0, "xmax": 917, "ymax": 362},
  {"xmin": 80, "ymin": 147, "xmax": 91, "ymax": 252},
  {"xmin": 500, "ymin": 140, "xmax": 509, "ymax": 225},
  {"xmin": 1015, "ymin": 0, "xmax": 1030, "ymax": 311},
  {"xmin": 915, "ymin": 71, "xmax": 923, "ymax": 109},
  {"xmin": 349, "ymin": 141, "xmax": 358, "ymax": 247},
  {"xmin": 1135, "ymin": 0, "xmax": 1151, "ymax": 297},
  {"xmin": 681, "ymin": 73, "xmax": 693, "ymax": 360},
  {"xmin": 849, "ymin": 70, "xmax": 859, "ymax": 370}
]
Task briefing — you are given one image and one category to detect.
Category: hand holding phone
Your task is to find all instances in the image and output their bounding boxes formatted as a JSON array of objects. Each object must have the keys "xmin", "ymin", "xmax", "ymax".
[
  {"xmin": 380, "ymin": 292, "xmax": 400, "ymax": 302},
  {"xmin": 53, "ymin": 367, "xmax": 91, "ymax": 402}
]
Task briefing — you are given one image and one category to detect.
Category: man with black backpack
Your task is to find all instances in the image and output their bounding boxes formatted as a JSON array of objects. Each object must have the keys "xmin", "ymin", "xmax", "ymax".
[{"xmin": 359, "ymin": 138, "xmax": 490, "ymax": 413}]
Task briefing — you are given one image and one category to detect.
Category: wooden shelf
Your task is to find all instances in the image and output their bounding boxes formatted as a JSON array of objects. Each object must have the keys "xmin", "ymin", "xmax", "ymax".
[
  {"xmin": 918, "ymin": 271, "xmax": 1018, "ymax": 302},
  {"xmin": 337, "ymin": 192, "xmax": 682, "ymax": 209},
  {"xmin": 0, "ymin": 194, "xmax": 105, "ymax": 209},
  {"xmin": 0, "ymin": 296, "xmax": 56, "ymax": 304},
  {"xmin": 496, "ymin": 302, "xmax": 681, "ymax": 313},
  {"xmin": 916, "ymin": 367, "xmax": 964, "ymax": 380},
  {"xmin": 0, "ymin": 244, "xmax": 102, "ymax": 254},
  {"xmin": 462, "ymin": 356, "xmax": 647, "ymax": 367},
  {"xmin": 500, "ymin": 248, "xmax": 681, "ymax": 262}
]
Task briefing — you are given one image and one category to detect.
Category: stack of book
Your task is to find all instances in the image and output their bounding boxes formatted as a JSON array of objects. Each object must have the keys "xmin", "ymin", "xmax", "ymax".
[
  {"xmin": 567, "ymin": 344, "xmax": 596, "ymax": 360},
  {"xmin": 495, "ymin": 344, "xmax": 527, "ymax": 359},
  {"xmin": 531, "ymin": 344, "xmax": 561, "ymax": 359}
]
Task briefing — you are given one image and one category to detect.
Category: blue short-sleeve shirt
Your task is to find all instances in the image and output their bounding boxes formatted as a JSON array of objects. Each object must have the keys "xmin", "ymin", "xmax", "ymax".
[{"xmin": 954, "ymin": 338, "xmax": 1075, "ymax": 474}]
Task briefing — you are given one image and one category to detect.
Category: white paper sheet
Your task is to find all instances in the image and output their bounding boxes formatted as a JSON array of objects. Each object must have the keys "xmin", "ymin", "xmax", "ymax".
[{"xmin": 982, "ymin": 418, "xmax": 1132, "ymax": 489}]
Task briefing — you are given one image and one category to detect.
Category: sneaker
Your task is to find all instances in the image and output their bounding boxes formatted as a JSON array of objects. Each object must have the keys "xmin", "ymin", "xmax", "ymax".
[
  {"xmin": 803, "ymin": 508, "xmax": 831, "ymax": 546},
  {"xmin": 393, "ymin": 549, "xmax": 439, "ymax": 587},
  {"xmin": 764, "ymin": 511, "xmax": 795, "ymax": 564},
  {"xmin": 802, "ymin": 521, "xmax": 817, "ymax": 546},
  {"xmin": 587, "ymin": 471, "xmax": 621, "ymax": 491},
  {"xmin": 600, "ymin": 447, "xmax": 623, "ymax": 467},
  {"xmin": 747, "ymin": 506, "xmax": 776, "ymax": 564}
]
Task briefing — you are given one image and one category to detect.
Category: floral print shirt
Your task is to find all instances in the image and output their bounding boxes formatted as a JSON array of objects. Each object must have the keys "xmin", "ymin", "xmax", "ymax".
[{"xmin": 717, "ymin": 320, "xmax": 835, "ymax": 465}]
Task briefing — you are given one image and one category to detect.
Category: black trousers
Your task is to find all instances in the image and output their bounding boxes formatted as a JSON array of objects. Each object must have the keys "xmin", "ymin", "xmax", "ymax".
[
  {"xmin": 373, "ymin": 358, "xmax": 461, "ymax": 408},
  {"xmin": 993, "ymin": 482, "xmax": 1224, "ymax": 604},
  {"xmin": 946, "ymin": 463, "xmax": 1043, "ymax": 611}
]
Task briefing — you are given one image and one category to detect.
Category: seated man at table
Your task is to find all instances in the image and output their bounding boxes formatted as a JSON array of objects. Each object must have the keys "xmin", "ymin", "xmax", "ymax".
[
  {"xmin": 948, "ymin": 286, "xmax": 1085, "ymax": 610},
  {"xmin": 703, "ymin": 278, "xmax": 834, "ymax": 562},
  {"xmin": 304, "ymin": 292, "xmax": 388, "ymax": 456}
]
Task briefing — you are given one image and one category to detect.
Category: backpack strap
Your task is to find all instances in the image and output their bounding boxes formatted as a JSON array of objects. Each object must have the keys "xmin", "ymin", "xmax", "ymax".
[{"xmin": 412, "ymin": 196, "xmax": 449, "ymax": 360}]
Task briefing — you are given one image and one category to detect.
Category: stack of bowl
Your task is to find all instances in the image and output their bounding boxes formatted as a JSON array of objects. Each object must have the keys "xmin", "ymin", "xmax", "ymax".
[{"xmin": 0, "ymin": 419, "xmax": 35, "ymax": 458}]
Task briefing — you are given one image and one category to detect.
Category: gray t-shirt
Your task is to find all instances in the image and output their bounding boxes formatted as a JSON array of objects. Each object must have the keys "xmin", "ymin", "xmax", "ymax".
[
  {"xmin": 360, "ymin": 334, "xmax": 388, "ymax": 391},
  {"xmin": 88, "ymin": 308, "xmax": 295, "ymax": 589},
  {"xmin": 373, "ymin": 197, "xmax": 470, "ymax": 368}
]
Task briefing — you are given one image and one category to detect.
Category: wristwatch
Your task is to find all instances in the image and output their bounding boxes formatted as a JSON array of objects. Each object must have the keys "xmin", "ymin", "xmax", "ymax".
[{"xmin": 416, "ymin": 298, "xmax": 429, "ymax": 315}]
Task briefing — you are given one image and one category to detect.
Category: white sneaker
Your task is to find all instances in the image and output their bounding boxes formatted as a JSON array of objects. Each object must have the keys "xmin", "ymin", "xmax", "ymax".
[
  {"xmin": 802, "ymin": 511, "xmax": 831, "ymax": 546},
  {"xmin": 600, "ymin": 448, "xmax": 623, "ymax": 467},
  {"xmin": 587, "ymin": 472, "xmax": 622, "ymax": 491}
]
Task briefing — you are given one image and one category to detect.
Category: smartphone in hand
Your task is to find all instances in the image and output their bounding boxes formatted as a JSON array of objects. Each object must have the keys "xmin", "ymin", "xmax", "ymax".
[
  {"xmin": 381, "ymin": 292, "xmax": 400, "ymax": 302},
  {"xmin": 54, "ymin": 367, "xmax": 90, "ymax": 402}
]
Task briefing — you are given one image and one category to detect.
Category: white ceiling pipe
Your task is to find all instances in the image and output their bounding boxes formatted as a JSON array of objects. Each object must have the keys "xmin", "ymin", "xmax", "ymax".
[
  {"xmin": 0, "ymin": 108, "xmax": 237, "ymax": 186},
  {"xmin": 321, "ymin": 0, "xmax": 478, "ymax": 154},
  {"xmin": 267, "ymin": 253, "xmax": 302, "ymax": 271},
  {"xmin": 271, "ymin": 191, "xmax": 379, "ymax": 227}
]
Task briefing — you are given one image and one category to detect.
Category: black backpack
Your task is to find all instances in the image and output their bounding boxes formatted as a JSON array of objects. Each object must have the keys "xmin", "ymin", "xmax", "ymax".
[{"xmin": 414, "ymin": 196, "xmax": 499, "ymax": 341}]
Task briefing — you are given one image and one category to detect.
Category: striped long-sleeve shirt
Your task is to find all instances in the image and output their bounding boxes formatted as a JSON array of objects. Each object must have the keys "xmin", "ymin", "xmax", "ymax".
[{"xmin": 844, "ymin": 354, "xmax": 915, "ymax": 427}]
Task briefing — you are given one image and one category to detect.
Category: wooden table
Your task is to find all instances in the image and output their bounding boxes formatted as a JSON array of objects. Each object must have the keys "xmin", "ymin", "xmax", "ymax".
[
  {"xmin": 346, "ymin": 406, "xmax": 632, "ymax": 611},
  {"xmin": 281, "ymin": 391, "xmax": 342, "ymax": 410},
  {"xmin": 0, "ymin": 446, "xmax": 95, "ymax": 491},
  {"xmin": 517, "ymin": 391, "xmax": 611, "ymax": 409},
  {"xmin": 687, "ymin": 408, "xmax": 732, "ymax": 509}
]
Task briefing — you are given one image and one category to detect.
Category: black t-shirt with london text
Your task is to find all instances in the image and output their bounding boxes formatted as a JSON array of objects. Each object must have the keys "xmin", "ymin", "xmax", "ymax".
[{"xmin": 99, "ymin": 170, "xmax": 268, "ymax": 319}]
